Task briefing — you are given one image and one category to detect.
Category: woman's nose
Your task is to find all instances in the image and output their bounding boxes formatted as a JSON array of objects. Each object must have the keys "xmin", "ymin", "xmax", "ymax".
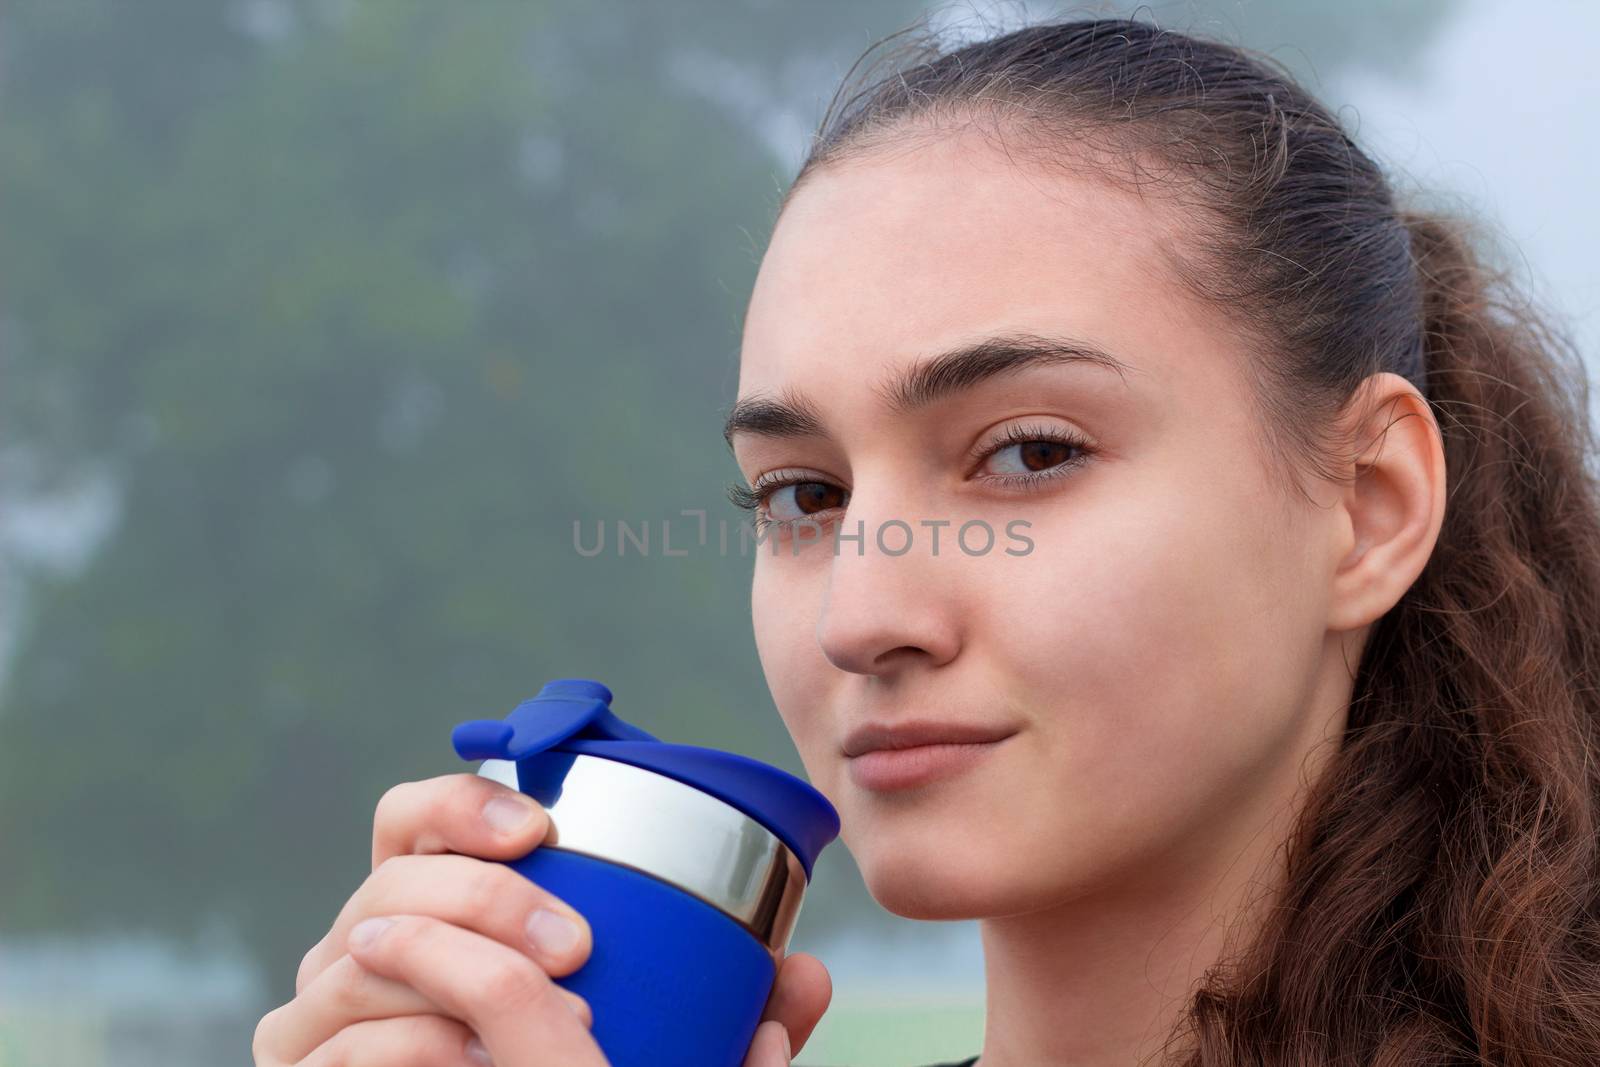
[{"xmin": 814, "ymin": 509, "xmax": 963, "ymax": 677}]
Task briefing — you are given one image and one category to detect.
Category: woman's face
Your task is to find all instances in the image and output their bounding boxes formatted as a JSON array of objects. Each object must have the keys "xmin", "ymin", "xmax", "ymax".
[{"xmin": 730, "ymin": 129, "xmax": 1350, "ymax": 920}]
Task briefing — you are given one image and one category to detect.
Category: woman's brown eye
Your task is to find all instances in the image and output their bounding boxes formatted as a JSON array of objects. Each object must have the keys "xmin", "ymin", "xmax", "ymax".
[
  {"xmin": 1020, "ymin": 441, "xmax": 1072, "ymax": 471},
  {"xmin": 986, "ymin": 440, "xmax": 1078, "ymax": 475},
  {"xmin": 768, "ymin": 481, "xmax": 846, "ymax": 521}
]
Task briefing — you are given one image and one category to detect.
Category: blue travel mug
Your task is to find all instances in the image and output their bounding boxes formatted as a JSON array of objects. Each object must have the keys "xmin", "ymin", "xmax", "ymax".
[{"xmin": 450, "ymin": 678, "xmax": 840, "ymax": 1067}]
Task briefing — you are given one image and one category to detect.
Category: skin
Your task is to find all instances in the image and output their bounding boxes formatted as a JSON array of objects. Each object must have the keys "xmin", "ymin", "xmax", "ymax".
[
  {"xmin": 729, "ymin": 125, "xmax": 1446, "ymax": 1067},
  {"xmin": 253, "ymin": 773, "xmax": 829, "ymax": 1064}
]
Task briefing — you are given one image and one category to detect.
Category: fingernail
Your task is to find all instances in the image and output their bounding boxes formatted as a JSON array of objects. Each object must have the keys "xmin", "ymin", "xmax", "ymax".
[
  {"xmin": 526, "ymin": 907, "xmax": 580, "ymax": 957},
  {"xmin": 483, "ymin": 794, "xmax": 539, "ymax": 834},
  {"xmin": 464, "ymin": 1034, "xmax": 493, "ymax": 1065},
  {"xmin": 349, "ymin": 916, "xmax": 394, "ymax": 950},
  {"xmin": 782, "ymin": 1024, "xmax": 792, "ymax": 1060}
]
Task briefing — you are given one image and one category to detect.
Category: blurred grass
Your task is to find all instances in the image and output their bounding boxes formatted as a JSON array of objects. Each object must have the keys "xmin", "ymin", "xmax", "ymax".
[
  {"xmin": 796, "ymin": 992, "xmax": 984, "ymax": 1067},
  {"xmin": 0, "ymin": 1005, "xmax": 108, "ymax": 1067},
  {"xmin": 0, "ymin": 995, "xmax": 984, "ymax": 1067}
]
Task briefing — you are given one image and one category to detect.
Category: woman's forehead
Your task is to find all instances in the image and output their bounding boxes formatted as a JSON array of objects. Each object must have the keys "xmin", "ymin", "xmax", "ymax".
[
  {"xmin": 767, "ymin": 133, "xmax": 1171, "ymax": 276},
  {"xmin": 738, "ymin": 134, "xmax": 1205, "ymax": 397}
]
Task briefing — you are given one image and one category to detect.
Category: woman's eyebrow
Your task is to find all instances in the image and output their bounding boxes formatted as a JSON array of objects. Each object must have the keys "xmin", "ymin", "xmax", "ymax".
[
  {"xmin": 720, "ymin": 386, "xmax": 827, "ymax": 449},
  {"xmin": 723, "ymin": 332, "xmax": 1136, "ymax": 449}
]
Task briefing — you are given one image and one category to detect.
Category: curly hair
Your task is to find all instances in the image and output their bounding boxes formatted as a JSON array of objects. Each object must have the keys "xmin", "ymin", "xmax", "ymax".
[{"xmin": 786, "ymin": 15, "xmax": 1600, "ymax": 1065}]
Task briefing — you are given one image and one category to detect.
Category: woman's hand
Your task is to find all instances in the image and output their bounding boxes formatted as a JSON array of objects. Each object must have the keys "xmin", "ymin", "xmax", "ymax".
[
  {"xmin": 252, "ymin": 772, "xmax": 833, "ymax": 1065},
  {"xmin": 253, "ymin": 773, "xmax": 602, "ymax": 1065}
]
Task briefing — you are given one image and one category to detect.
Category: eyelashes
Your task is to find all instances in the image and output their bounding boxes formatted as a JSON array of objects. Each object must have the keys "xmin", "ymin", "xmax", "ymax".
[
  {"xmin": 725, "ymin": 480, "xmax": 773, "ymax": 513},
  {"xmin": 970, "ymin": 421, "xmax": 1094, "ymax": 476},
  {"xmin": 726, "ymin": 423, "xmax": 1096, "ymax": 532}
]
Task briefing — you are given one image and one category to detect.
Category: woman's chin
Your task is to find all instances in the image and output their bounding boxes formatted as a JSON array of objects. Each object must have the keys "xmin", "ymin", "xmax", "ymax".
[{"xmin": 855, "ymin": 848, "xmax": 1016, "ymax": 920}]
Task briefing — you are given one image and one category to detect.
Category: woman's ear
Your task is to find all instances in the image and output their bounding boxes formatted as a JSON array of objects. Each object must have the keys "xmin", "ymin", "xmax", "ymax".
[{"xmin": 1325, "ymin": 372, "xmax": 1448, "ymax": 633}]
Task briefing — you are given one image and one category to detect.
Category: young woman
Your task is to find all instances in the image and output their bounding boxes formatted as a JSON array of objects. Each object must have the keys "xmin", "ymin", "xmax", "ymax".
[{"xmin": 254, "ymin": 16, "xmax": 1600, "ymax": 1067}]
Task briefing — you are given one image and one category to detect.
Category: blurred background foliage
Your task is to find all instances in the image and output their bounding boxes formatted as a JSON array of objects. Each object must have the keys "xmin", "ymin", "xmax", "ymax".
[{"xmin": 9, "ymin": 0, "xmax": 1585, "ymax": 1064}]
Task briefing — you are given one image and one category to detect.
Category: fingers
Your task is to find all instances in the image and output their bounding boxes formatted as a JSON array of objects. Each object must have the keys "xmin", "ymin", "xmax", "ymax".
[
  {"xmin": 258, "ymin": 953, "xmax": 440, "ymax": 1062},
  {"xmin": 292, "ymin": 1011, "xmax": 480, "ymax": 1067},
  {"xmin": 739, "ymin": 951, "xmax": 831, "ymax": 1067},
  {"xmin": 761, "ymin": 951, "xmax": 832, "ymax": 1057},
  {"xmin": 261, "ymin": 951, "xmax": 594, "ymax": 1063},
  {"xmin": 298, "ymin": 852, "xmax": 593, "ymax": 997},
  {"xmin": 345, "ymin": 913, "xmax": 608, "ymax": 1067},
  {"xmin": 742, "ymin": 1018, "xmax": 792, "ymax": 1067},
  {"xmin": 371, "ymin": 773, "xmax": 552, "ymax": 872}
]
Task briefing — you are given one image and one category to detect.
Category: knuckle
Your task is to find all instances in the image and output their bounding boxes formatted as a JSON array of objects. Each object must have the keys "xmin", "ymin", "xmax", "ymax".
[
  {"xmin": 325, "ymin": 956, "xmax": 370, "ymax": 1017},
  {"xmin": 397, "ymin": 1013, "xmax": 474, "ymax": 1062},
  {"xmin": 371, "ymin": 781, "xmax": 419, "ymax": 866},
  {"xmin": 473, "ymin": 955, "xmax": 554, "ymax": 1012},
  {"xmin": 251, "ymin": 1006, "xmax": 282, "ymax": 1059},
  {"xmin": 459, "ymin": 863, "xmax": 500, "ymax": 917},
  {"xmin": 358, "ymin": 857, "xmax": 407, "ymax": 909},
  {"xmin": 316, "ymin": 1026, "xmax": 360, "ymax": 1067},
  {"xmin": 295, "ymin": 937, "xmax": 327, "ymax": 995},
  {"xmin": 374, "ymin": 780, "xmax": 413, "ymax": 825},
  {"xmin": 461, "ymin": 859, "xmax": 523, "ymax": 919},
  {"xmin": 372, "ymin": 851, "xmax": 420, "ymax": 885},
  {"xmin": 411, "ymin": 1011, "xmax": 471, "ymax": 1042}
]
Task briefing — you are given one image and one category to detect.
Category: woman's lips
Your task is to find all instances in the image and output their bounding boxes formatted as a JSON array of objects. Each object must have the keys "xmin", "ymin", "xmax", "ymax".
[{"xmin": 846, "ymin": 736, "xmax": 1013, "ymax": 792}]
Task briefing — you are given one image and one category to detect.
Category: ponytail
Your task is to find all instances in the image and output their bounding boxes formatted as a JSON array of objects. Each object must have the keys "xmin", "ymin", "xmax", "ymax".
[{"xmin": 1182, "ymin": 212, "xmax": 1600, "ymax": 1064}]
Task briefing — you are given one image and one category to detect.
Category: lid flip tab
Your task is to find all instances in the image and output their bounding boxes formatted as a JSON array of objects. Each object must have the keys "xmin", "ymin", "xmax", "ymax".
[{"xmin": 452, "ymin": 678, "xmax": 660, "ymax": 761}]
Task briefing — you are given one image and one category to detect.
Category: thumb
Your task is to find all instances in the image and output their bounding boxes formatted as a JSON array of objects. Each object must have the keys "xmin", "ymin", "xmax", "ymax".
[{"xmin": 743, "ymin": 1018, "xmax": 792, "ymax": 1066}]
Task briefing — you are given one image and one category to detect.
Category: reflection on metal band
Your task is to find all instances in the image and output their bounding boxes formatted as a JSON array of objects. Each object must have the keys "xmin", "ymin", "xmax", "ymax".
[{"xmin": 477, "ymin": 756, "xmax": 807, "ymax": 956}]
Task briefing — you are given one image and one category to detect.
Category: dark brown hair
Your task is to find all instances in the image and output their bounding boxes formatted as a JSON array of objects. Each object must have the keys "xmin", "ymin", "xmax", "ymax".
[{"xmin": 787, "ymin": 15, "xmax": 1600, "ymax": 1065}]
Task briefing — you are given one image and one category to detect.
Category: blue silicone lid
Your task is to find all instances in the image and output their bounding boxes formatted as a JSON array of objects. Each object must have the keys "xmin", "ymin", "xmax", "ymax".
[{"xmin": 452, "ymin": 678, "xmax": 840, "ymax": 879}]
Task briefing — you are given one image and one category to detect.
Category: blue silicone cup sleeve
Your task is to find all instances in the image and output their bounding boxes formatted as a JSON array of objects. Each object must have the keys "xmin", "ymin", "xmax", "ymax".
[{"xmin": 507, "ymin": 848, "xmax": 776, "ymax": 1067}]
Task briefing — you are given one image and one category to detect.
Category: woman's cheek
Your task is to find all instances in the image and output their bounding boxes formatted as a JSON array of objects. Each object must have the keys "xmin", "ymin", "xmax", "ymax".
[
  {"xmin": 750, "ymin": 557, "xmax": 842, "ymax": 791},
  {"xmin": 991, "ymin": 483, "xmax": 1308, "ymax": 869}
]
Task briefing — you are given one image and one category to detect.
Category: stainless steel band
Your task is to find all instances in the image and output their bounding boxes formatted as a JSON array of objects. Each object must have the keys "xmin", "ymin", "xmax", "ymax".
[{"xmin": 477, "ymin": 754, "xmax": 808, "ymax": 956}]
